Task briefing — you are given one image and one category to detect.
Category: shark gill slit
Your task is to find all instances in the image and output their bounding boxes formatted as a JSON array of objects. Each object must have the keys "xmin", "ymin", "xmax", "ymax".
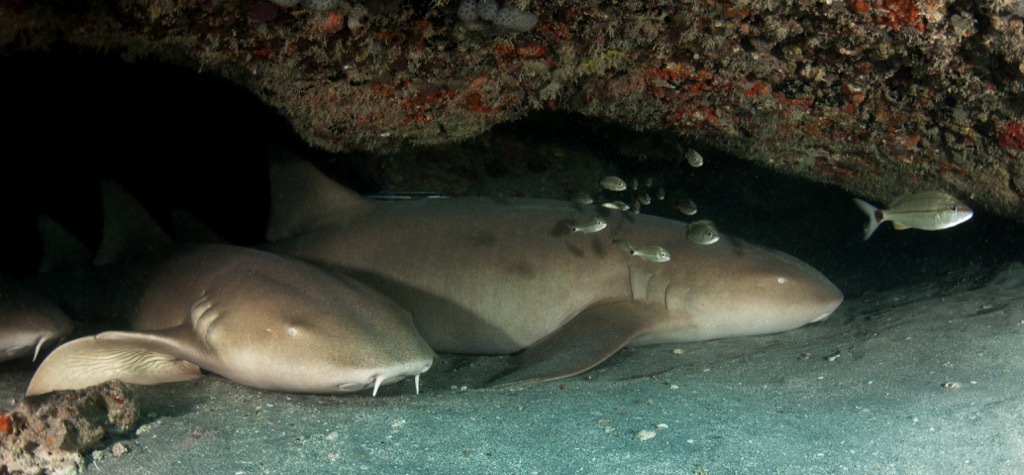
[
  {"xmin": 644, "ymin": 271, "xmax": 658, "ymax": 303},
  {"xmin": 626, "ymin": 262, "xmax": 636, "ymax": 300},
  {"xmin": 662, "ymin": 280, "xmax": 673, "ymax": 310}
]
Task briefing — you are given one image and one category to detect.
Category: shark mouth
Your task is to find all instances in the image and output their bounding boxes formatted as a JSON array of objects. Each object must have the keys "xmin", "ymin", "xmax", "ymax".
[
  {"xmin": 370, "ymin": 373, "xmax": 421, "ymax": 397},
  {"xmin": 338, "ymin": 361, "xmax": 433, "ymax": 396}
]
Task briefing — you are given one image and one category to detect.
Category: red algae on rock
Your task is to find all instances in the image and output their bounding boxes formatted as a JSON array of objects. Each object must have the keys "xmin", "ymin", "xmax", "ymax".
[
  {"xmin": 0, "ymin": 381, "xmax": 139, "ymax": 474},
  {"xmin": 1, "ymin": 0, "xmax": 1023, "ymax": 220}
]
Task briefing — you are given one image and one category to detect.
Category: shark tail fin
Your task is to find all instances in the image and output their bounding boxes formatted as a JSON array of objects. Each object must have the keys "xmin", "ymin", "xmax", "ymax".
[
  {"xmin": 266, "ymin": 152, "xmax": 372, "ymax": 241},
  {"xmin": 36, "ymin": 215, "xmax": 93, "ymax": 273},
  {"xmin": 26, "ymin": 333, "xmax": 202, "ymax": 397},
  {"xmin": 169, "ymin": 209, "xmax": 226, "ymax": 244},
  {"xmin": 853, "ymin": 198, "xmax": 884, "ymax": 241},
  {"xmin": 93, "ymin": 180, "xmax": 173, "ymax": 265}
]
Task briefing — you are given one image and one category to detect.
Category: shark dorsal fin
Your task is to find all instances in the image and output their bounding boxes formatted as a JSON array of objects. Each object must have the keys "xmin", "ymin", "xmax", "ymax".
[
  {"xmin": 266, "ymin": 157, "xmax": 372, "ymax": 241},
  {"xmin": 36, "ymin": 215, "xmax": 93, "ymax": 273},
  {"xmin": 94, "ymin": 180, "xmax": 173, "ymax": 265},
  {"xmin": 170, "ymin": 209, "xmax": 226, "ymax": 244}
]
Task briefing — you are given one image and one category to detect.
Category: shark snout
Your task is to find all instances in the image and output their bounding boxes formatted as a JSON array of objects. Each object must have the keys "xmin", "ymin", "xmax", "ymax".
[
  {"xmin": 809, "ymin": 281, "xmax": 844, "ymax": 323},
  {"xmin": 811, "ymin": 311, "xmax": 831, "ymax": 323}
]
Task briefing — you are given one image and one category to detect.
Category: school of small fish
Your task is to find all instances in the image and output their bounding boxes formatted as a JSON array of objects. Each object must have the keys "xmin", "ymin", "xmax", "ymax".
[
  {"xmin": 571, "ymin": 147, "xmax": 713, "ymax": 262},
  {"xmin": 570, "ymin": 151, "xmax": 966, "ymax": 272}
]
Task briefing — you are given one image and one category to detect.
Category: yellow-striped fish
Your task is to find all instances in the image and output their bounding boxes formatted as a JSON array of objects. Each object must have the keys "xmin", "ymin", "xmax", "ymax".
[{"xmin": 853, "ymin": 191, "xmax": 973, "ymax": 240}]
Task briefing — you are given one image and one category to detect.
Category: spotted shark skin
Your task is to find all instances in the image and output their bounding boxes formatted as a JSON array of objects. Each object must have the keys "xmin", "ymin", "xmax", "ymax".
[{"xmin": 263, "ymin": 159, "xmax": 844, "ymax": 387}]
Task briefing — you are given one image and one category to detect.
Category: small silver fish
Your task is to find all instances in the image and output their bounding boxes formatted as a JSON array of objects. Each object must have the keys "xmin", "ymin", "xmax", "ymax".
[
  {"xmin": 570, "ymin": 192, "xmax": 594, "ymax": 205},
  {"xmin": 613, "ymin": 240, "xmax": 671, "ymax": 263},
  {"xmin": 638, "ymin": 192, "xmax": 652, "ymax": 206},
  {"xmin": 630, "ymin": 177, "xmax": 639, "ymax": 191},
  {"xmin": 600, "ymin": 176, "xmax": 628, "ymax": 192},
  {"xmin": 676, "ymin": 198, "xmax": 698, "ymax": 216},
  {"xmin": 569, "ymin": 217, "xmax": 607, "ymax": 234},
  {"xmin": 633, "ymin": 245, "xmax": 671, "ymax": 263},
  {"xmin": 688, "ymin": 219, "xmax": 721, "ymax": 245},
  {"xmin": 685, "ymin": 148, "xmax": 704, "ymax": 168},
  {"xmin": 656, "ymin": 187, "xmax": 666, "ymax": 201},
  {"xmin": 853, "ymin": 191, "xmax": 973, "ymax": 240},
  {"xmin": 601, "ymin": 201, "xmax": 630, "ymax": 211}
]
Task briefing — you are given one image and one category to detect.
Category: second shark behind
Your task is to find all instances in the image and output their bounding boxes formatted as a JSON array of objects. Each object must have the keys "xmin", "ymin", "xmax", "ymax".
[{"xmin": 27, "ymin": 182, "xmax": 434, "ymax": 397}]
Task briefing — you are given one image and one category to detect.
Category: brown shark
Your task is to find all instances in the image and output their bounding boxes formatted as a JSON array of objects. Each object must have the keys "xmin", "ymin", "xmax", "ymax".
[
  {"xmin": 26, "ymin": 180, "xmax": 434, "ymax": 396},
  {"xmin": 264, "ymin": 159, "xmax": 844, "ymax": 387},
  {"xmin": 26, "ymin": 244, "xmax": 435, "ymax": 396}
]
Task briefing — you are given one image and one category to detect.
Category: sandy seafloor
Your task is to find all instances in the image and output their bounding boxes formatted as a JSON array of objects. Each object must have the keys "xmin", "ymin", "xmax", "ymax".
[{"xmin": 3, "ymin": 259, "xmax": 1023, "ymax": 474}]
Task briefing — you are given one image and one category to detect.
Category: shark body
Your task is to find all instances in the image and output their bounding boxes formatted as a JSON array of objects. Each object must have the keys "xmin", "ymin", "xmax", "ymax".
[
  {"xmin": 26, "ymin": 244, "xmax": 434, "ymax": 396},
  {"xmin": 26, "ymin": 179, "xmax": 435, "ymax": 397},
  {"xmin": 264, "ymin": 160, "xmax": 844, "ymax": 386}
]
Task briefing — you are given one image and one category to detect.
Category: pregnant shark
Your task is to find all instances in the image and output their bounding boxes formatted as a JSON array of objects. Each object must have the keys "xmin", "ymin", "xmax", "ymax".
[{"xmin": 264, "ymin": 158, "xmax": 843, "ymax": 387}]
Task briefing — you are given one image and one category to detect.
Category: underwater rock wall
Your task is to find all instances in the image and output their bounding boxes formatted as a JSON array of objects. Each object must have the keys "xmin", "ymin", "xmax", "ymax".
[{"xmin": 2, "ymin": 0, "xmax": 1023, "ymax": 220}]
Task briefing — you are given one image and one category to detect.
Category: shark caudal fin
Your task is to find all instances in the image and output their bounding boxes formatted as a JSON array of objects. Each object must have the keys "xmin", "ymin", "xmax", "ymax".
[
  {"xmin": 266, "ymin": 153, "xmax": 373, "ymax": 241},
  {"xmin": 36, "ymin": 215, "xmax": 93, "ymax": 273},
  {"xmin": 853, "ymin": 198, "xmax": 884, "ymax": 241},
  {"xmin": 93, "ymin": 180, "xmax": 174, "ymax": 265},
  {"xmin": 169, "ymin": 209, "xmax": 227, "ymax": 244},
  {"xmin": 26, "ymin": 332, "xmax": 202, "ymax": 396}
]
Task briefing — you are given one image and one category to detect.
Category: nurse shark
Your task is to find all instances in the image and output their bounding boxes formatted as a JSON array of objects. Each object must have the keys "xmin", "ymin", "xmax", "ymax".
[
  {"xmin": 27, "ymin": 244, "xmax": 435, "ymax": 397},
  {"xmin": 264, "ymin": 159, "xmax": 844, "ymax": 387},
  {"xmin": 26, "ymin": 182, "xmax": 433, "ymax": 397}
]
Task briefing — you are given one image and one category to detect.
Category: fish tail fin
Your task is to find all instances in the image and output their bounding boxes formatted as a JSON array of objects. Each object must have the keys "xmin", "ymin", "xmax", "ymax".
[{"xmin": 853, "ymin": 198, "xmax": 883, "ymax": 241}]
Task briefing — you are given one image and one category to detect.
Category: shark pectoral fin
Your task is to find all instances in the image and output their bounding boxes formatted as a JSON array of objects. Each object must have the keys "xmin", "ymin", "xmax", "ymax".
[
  {"xmin": 489, "ymin": 301, "xmax": 663, "ymax": 389},
  {"xmin": 26, "ymin": 332, "xmax": 202, "ymax": 397}
]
